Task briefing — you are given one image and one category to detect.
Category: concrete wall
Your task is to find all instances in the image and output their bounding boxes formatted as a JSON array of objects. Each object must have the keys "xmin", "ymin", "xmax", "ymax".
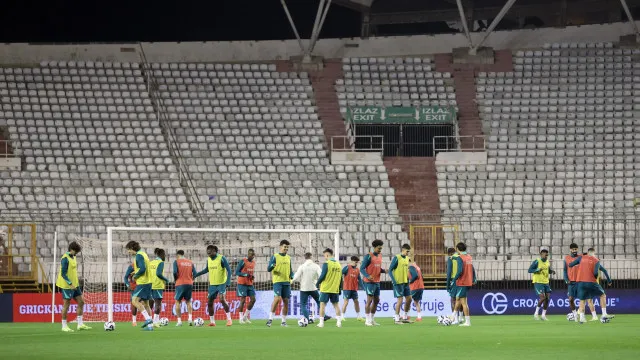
[{"xmin": 0, "ymin": 21, "xmax": 637, "ymax": 64}]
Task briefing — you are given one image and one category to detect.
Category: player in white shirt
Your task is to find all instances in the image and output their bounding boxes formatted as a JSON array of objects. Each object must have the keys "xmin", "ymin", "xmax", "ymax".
[{"xmin": 292, "ymin": 252, "xmax": 332, "ymax": 324}]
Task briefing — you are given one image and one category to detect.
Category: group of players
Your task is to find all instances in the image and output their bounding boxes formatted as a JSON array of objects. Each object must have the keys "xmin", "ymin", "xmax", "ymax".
[
  {"xmin": 526, "ymin": 243, "xmax": 615, "ymax": 323},
  {"xmin": 54, "ymin": 237, "xmax": 612, "ymax": 332},
  {"xmin": 121, "ymin": 239, "xmax": 431, "ymax": 329}
]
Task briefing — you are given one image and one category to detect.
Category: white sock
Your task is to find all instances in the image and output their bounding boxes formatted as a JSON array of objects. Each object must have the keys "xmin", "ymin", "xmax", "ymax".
[
  {"xmin": 542, "ymin": 309, "xmax": 547, "ymax": 316},
  {"xmin": 153, "ymin": 314, "xmax": 159, "ymax": 322},
  {"xmin": 356, "ymin": 312, "xmax": 360, "ymax": 318},
  {"xmin": 239, "ymin": 312, "xmax": 243, "ymax": 320},
  {"xmin": 62, "ymin": 320, "xmax": 68, "ymax": 328},
  {"xmin": 465, "ymin": 316, "xmax": 471, "ymax": 325},
  {"xmin": 132, "ymin": 315, "xmax": 137, "ymax": 323},
  {"xmin": 365, "ymin": 313, "xmax": 371, "ymax": 322},
  {"xmin": 77, "ymin": 316, "xmax": 83, "ymax": 326},
  {"xmin": 601, "ymin": 307, "xmax": 607, "ymax": 316},
  {"xmin": 458, "ymin": 311, "xmax": 464, "ymax": 319},
  {"xmin": 534, "ymin": 307, "xmax": 540, "ymax": 315},
  {"xmin": 579, "ymin": 312, "xmax": 586, "ymax": 321},
  {"xmin": 177, "ymin": 318, "xmax": 182, "ymax": 324},
  {"xmin": 226, "ymin": 312, "xmax": 231, "ymax": 321},
  {"xmin": 141, "ymin": 310, "xmax": 152, "ymax": 321},
  {"xmin": 269, "ymin": 312, "xmax": 274, "ymax": 320},
  {"xmin": 245, "ymin": 310, "xmax": 250, "ymax": 319},
  {"xmin": 209, "ymin": 316, "xmax": 215, "ymax": 324},
  {"xmin": 281, "ymin": 314, "xmax": 286, "ymax": 322},
  {"xmin": 394, "ymin": 314, "xmax": 399, "ymax": 321},
  {"xmin": 572, "ymin": 310, "xmax": 577, "ymax": 317},
  {"xmin": 416, "ymin": 310, "xmax": 422, "ymax": 318},
  {"xmin": 188, "ymin": 314, "xmax": 192, "ymax": 321},
  {"xmin": 403, "ymin": 311, "xmax": 408, "ymax": 319}
]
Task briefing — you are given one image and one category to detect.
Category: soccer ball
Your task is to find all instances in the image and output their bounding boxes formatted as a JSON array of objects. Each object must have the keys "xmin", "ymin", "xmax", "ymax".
[
  {"xmin": 566, "ymin": 313, "xmax": 575, "ymax": 321},
  {"xmin": 160, "ymin": 317, "xmax": 169, "ymax": 326},
  {"xmin": 436, "ymin": 316, "xmax": 444, "ymax": 324},
  {"xmin": 104, "ymin": 321, "xmax": 115, "ymax": 331},
  {"xmin": 441, "ymin": 317, "xmax": 452, "ymax": 326},
  {"xmin": 194, "ymin": 317, "xmax": 204, "ymax": 327},
  {"xmin": 297, "ymin": 317, "xmax": 308, "ymax": 327},
  {"xmin": 600, "ymin": 317, "xmax": 611, "ymax": 323}
]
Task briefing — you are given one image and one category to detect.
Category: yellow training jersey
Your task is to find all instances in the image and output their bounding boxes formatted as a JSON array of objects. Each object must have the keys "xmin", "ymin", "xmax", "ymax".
[
  {"xmin": 393, "ymin": 254, "xmax": 409, "ymax": 284},
  {"xmin": 149, "ymin": 259, "xmax": 166, "ymax": 290},
  {"xmin": 532, "ymin": 258, "xmax": 550, "ymax": 284},
  {"xmin": 319, "ymin": 259, "xmax": 342, "ymax": 294},
  {"xmin": 271, "ymin": 253, "xmax": 291, "ymax": 284},
  {"xmin": 449, "ymin": 254, "xmax": 459, "ymax": 280},
  {"xmin": 207, "ymin": 255, "xmax": 228, "ymax": 285},
  {"xmin": 55, "ymin": 253, "xmax": 79, "ymax": 290},
  {"xmin": 134, "ymin": 251, "xmax": 151, "ymax": 285}
]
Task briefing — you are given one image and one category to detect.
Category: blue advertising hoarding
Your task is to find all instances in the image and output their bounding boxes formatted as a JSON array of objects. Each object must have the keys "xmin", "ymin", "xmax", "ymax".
[
  {"xmin": 467, "ymin": 289, "xmax": 640, "ymax": 315},
  {"xmin": 0, "ymin": 293, "xmax": 13, "ymax": 322}
]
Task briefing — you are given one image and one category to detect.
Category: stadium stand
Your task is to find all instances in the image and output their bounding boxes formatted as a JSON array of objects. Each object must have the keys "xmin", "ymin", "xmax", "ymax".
[
  {"xmin": 436, "ymin": 42, "xmax": 640, "ymax": 260},
  {"xmin": 0, "ymin": 61, "xmax": 407, "ymax": 269},
  {"xmin": 150, "ymin": 62, "xmax": 405, "ymax": 253}
]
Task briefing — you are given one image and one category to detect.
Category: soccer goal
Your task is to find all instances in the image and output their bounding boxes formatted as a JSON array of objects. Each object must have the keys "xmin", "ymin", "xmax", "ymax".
[{"xmin": 72, "ymin": 227, "xmax": 340, "ymax": 323}]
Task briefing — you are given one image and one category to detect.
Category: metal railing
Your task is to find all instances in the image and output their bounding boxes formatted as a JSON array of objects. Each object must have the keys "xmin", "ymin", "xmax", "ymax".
[
  {"xmin": 330, "ymin": 135, "xmax": 384, "ymax": 154},
  {"xmin": 0, "ymin": 140, "xmax": 16, "ymax": 158},
  {"xmin": 433, "ymin": 135, "xmax": 486, "ymax": 154},
  {"xmin": 1, "ymin": 210, "xmax": 639, "ymax": 289},
  {"xmin": 136, "ymin": 44, "xmax": 205, "ymax": 217}
]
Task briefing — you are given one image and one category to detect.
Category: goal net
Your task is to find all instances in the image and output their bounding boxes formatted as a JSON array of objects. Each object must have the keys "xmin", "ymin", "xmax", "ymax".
[{"xmin": 75, "ymin": 227, "xmax": 340, "ymax": 323}]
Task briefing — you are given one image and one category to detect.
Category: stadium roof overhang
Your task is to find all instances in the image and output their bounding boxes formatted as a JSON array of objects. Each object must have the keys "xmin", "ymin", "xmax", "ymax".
[{"xmin": 364, "ymin": 0, "xmax": 640, "ymax": 25}]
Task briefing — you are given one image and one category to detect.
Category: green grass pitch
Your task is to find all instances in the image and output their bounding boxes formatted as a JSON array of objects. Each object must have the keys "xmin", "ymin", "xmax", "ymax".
[{"xmin": 1, "ymin": 316, "xmax": 639, "ymax": 359}]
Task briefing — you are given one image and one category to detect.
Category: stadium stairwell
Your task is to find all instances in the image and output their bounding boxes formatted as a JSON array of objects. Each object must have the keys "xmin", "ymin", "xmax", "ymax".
[
  {"xmin": 277, "ymin": 59, "xmax": 348, "ymax": 148},
  {"xmin": 434, "ymin": 50, "xmax": 514, "ymax": 148}
]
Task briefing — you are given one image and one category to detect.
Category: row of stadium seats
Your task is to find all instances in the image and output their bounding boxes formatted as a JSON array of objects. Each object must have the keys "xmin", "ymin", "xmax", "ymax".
[{"xmin": 436, "ymin": 44, "xmax": 640, "ymax": 256}]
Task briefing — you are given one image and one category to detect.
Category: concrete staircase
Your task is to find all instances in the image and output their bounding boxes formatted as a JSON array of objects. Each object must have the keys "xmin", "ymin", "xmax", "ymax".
[
  {"xmin": 434, "ymin": 50, "xmax": 514, "ymax": 148},
  {"xmin": 384, "ymin": 157, "xmax": 440, "ymax": 215}
]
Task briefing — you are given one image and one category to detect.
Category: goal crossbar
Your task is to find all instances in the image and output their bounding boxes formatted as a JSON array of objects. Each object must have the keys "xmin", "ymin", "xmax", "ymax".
[{"xmin": 106, "ymin": 227, "xmax": 340, "ymax": 322}]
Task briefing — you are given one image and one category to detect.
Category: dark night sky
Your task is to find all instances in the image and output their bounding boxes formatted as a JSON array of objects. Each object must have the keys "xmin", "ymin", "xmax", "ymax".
[{"xmin": 0, "ymin": 0, "xmax": 361, "ymax": 43}]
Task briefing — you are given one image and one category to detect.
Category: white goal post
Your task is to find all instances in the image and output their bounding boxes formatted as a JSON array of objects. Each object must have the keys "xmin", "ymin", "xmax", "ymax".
[{"xmin": 98, "ymin": 227, "xmax": 340, "ymax": 322}]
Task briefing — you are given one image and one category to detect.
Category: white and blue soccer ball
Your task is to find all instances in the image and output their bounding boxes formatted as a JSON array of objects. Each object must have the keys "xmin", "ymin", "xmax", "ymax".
[
  {"xmin": 160, "ymin": 317, "xmax": 169, "ymax": 326},
  {"xmin": 437, "ymin": 315, "xmax": 445, "ymax": 324},
  {"xmin": 566, "ymin": 313, "xmax": 575, "ymax": 321},
  {"xmin": 441, "ymin": 317, "xmax": 452, "ymax": 326},
  {"xmin": 194, "ymin": 317, "xmax": 204, "ymax": 327},
  {"xmin": 104, "ymin": 321, "xmax": 115, "ymax": 331},
  {"xmin": 600, "ymin": 317, "xmax": 611, "ymax": 323},
  {"xmin": 298, "ymin": 317, "xmax": 309, "ymax": 327}
]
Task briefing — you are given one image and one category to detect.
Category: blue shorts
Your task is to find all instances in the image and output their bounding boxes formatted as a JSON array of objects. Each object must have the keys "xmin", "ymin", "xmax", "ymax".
[
  {"xmin": 567, "ymin": 283, "xmax": 578, "ymax": 298},
  {"xmin": 319, "ymin": 292, "xmax": 340, "ymax": 304},
  {"xmin": 237, "ymin": 284, "xmax": 256, "ymax": 298},
  {"xmin": 364, "ymin": 282, "xmax": 381, "ymax": 297},
  {"xmin": 448, "ymin": 284, "xmax": 459, "ymax": 298},
  {"xmin": 175, "ymin": 285, "xmax": 193, "ymax": 301},
  {"xmin": 342, "ymin": 290, "xmax": 358, "ymax": 300},
  {"xmin": 273, "ymin": 283, "xmax": 291, "ymax": 299},
  {"xmin": 61, "ymin": 287, "xmax": 82, "ymax": 300},
  {"xmin": 152, "ymin": 289, "xmax": 164, "ymax": 300},
  {"xmin": 393, "ymin": 283, "xmax": 411, "ymax": 298},
  {"xmin": 577, "ymin": 282, "xmax": 605, "ymax": 301},
  {"xmin": 534, "ymin": 283, "xmax": 552, "ymax": 295},
  {"xmin": 208, "ymin": 284, "xmax": 227, "ymax": 300},
  {"xmin": 456, "ymin": 286, "xmax": 470, "ymax": 299},
  {"xmin": 411, "ymin": 289, "xmax": 424, "ymax": 301},
  {"xmin": 132, "ymin": 283, "xmax": 152, "ymax": 301}
]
